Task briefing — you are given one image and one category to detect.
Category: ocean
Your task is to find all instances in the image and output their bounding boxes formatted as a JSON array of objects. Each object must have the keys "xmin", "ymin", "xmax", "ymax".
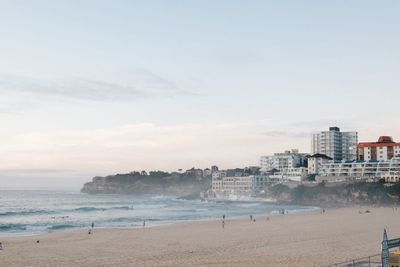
[{"xmin": 0, "ymin": 190, "xmax": 318, "ymax": 236}]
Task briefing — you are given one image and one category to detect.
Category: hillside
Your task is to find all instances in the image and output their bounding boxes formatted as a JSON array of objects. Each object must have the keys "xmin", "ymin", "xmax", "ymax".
[
  {"xmin": 81, "ymin": 171, "xmax": 210, "ymax": 197},
  {"xmin": 267, "ymin": 180, "xmax": 400, "ymax": 207}
]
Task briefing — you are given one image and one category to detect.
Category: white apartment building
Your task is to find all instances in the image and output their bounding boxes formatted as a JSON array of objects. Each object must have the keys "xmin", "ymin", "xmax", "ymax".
[
  {"xmin": 312, "ymin": 127, "xmax": 358, "ymax": 161},
  {"xmin": 222, "ymin": 176, "xmax": 252, "ymax": 192},
  {"xmin": 210, "ymin": 175, "xmax": 268, "ymax": 197},
  {"xmin": 260, "ymin": 156, "xmax": 274, "ymax": 172},
  {"xmin": 307, "ymin": 153, "xmax": 332, "ymax": 175},
  {"xmin": 211, "ymin": 179, "xmax": 223, "ymax": 190},
  {"xmin": 269, "ymin": 167, "xmax": 308, "ymax": 182},
  {"xmin": 212, "ymin": 170, "xmax": 226, "ymax": 180},
  {"xmin": 260, "ymin": 149, "xmax": 308, "ymax": 173},
  {"xmin": 317, "ymin": 157, "xmax": 400, "ymax": 182}
]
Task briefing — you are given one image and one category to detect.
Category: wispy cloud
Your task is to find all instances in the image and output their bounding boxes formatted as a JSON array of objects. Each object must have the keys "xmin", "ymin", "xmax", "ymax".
[
  {"xmin": 0, "ymin": 70, "xmax": 192, "ymax": 112},
  {"xmin": 262, "ymin": 130, "xmax": 311, "ymax": 139},
  {"xmin": 287, "ymin": 119, "xmax": 358, "ymax": 131},
  {"xmin": 0, "ymin": 122, "xmax": 309, "ymax": 174},
  {"xmin": 127, "ymin": 69, "xmax": 195, "ymax": 97},
  {"xmin": 0, "ymin": 99, "xmax": 35, "ymax": 115}
]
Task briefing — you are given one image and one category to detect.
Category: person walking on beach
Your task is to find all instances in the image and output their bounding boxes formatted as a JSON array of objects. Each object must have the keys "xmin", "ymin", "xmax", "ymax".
[
  {"xmin": 91, "ymin": 222, "xmax": 94, "ymax": 229},
  {"xmin": 222, "ymin": 214, "xmax": 225, "ymax": 221},
  {"xmin": 143, "ymin": 220, "xmax": 146, "ymax": 228},
  {"xmin": 250, "ymin": 215, "xmax": 253, "ymax": 222},
  {"xmin": 222, "ymin": 219, "xmax": 225, "ymax": 229},
  {"xmin": 0, "ymin": 242, "xmax": 3, "ymax": 250}
]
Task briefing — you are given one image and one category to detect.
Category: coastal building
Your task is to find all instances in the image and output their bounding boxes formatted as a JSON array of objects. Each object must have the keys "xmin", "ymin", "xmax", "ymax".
[
  {"xmin": 381, "ymin": 173, "xmax": 400, "ymax": 183},
  {"xmin": 212, "ymin": 170, "xmax": 226, "ymax": 180},
  {"xmin": 209, "ymin": 175, "xmax": 269, "ymax": 198},
  {"xmin": 260, "ymin": 149, "xmax": 308, "ymax": 173},
  {"xmin": 269, "ymin": 167, "xmax": 308, "ymax": 182},
  {"xmin": 307, "ymin": 153, "xmax": 332, "ymax": 175},
  {"xmin": 358, "ymin": 136, "xmax": 400, "ymax": 161},
  {"xmin": 221, "ymin": 176, "xmax": 252, "ymax": 192},
  {"xmin": 260, "ymin": 156, "xmax": 274, "ymax": 172},
  {"xmin": 312, "ymin": 127, "xmax": 358, "ymax": 161},
  {"xmin": 211, "ymin": 178, "xmax": 224, "ymax": 190},
  {"xmin": 316, "ymin": 157, "xmax": 400, "ymax": 183}
]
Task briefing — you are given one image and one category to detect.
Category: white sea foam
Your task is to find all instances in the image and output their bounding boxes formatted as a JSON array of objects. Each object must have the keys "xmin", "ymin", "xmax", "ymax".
[{"xmin": 0, "ymin": 190, "xmax": 317, "ymax": 236}]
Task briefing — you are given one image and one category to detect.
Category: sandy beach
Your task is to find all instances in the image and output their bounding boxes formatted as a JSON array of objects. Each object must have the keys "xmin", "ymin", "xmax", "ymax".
[{"xmin": 0, "ymin": 207, "xmax": 398, "ymax": 267}]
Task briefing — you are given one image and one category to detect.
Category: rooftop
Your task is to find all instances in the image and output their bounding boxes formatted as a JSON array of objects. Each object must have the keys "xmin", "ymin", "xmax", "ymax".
[{"xmin": 358, "ymin": 136, "xmax": 400, "ymax": 148}]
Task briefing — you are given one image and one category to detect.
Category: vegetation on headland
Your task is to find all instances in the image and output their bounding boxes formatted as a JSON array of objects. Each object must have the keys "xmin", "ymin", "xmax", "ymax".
[
  {"xmin": 268, "ymin": 180, "xmax": 400, "ymax": 207},
  {"xmin": 81, "ymin": 169, "xmax": 400, "ymax": 207},
  {"xmin": 81, "ymin": 170, "xmax": 210, "ymax": 197},
  {"xmin": 81, "ymin": 167, "xmax": 259, "ymax": 197}
]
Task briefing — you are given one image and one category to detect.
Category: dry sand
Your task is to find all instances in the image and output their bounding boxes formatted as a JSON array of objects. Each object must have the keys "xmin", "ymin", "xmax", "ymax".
[{"xmin": 0, "ymin": 207, "xmax": 398, "ymax": 267}]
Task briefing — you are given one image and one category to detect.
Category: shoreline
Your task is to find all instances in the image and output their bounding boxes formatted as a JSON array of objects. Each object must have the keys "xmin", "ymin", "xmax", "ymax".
[
  {"xmin": 0, "ymin": 204, "xmax": 321, "ymax": 238},
  {"xmin": 1, "ymin": 206, "xmax": 397, "ymax": 266}
]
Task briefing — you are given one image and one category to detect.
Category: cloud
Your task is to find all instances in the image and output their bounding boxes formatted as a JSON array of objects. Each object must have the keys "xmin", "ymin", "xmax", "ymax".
[
  {"xmin": 0, "ymin": 98, "xmax": 36, "ymax": 115},
  {"xmin": 287, "ymin": 119, "xmax": 358, "ymax": 131},
  {"xmin": 0, "ymin": 122, "xmax": 312, "ymax": 176},
  {"xmin": 1, "ymin": 120, "xmax": 399, "ymax": 187},
  {"xmin": 262, "ymin": 130, "xmax": 311, "ymax": 139},
  {"xmin": 127, "ymin": 69, "xmax": 195, "ymax": 97},
  {"xmin": 0, "ymin": 70, "xmax": 192, "ymax": 112}
]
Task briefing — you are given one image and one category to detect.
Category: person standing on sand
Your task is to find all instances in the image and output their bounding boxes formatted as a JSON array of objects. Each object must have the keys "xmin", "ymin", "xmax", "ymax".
[
  {"xmin": 0, "ymin": 242, "xmax": 3, "ymax": 250},
  {"xmin": 250, "ymin": 215, "xmax": 253, "ymax": 221},
  {"xmin": 143, "ymin": 220, "xmax": 146, "ymax": 228},
  {"xmin": 223, "ymin": 214, "xmax": 225, "ymax": 220},
  {"xmin": 91, "ymin": 222, "xmax": 94, "ymax": 229},
  {"xmin": 222, "ymin": 220, "xmax": 225, "ymax": 229}
]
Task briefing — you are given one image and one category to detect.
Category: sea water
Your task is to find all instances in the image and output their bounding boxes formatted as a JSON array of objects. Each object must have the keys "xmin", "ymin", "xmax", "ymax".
[{"xmin": 0, "ymin": 190, "xmax": 318, "ymax": 236}]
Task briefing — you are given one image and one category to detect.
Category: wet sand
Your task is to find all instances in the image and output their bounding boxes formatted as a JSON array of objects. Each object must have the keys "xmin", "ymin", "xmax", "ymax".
[{"xmin": 1, "ymin": 207, "xmax": 398, "ymax": 266}]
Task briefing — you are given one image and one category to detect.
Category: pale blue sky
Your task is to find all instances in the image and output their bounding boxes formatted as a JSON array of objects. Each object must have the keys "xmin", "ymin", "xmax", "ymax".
[{"xmin": 0, "ymin": 1, "xmax": 399, "ymax": 187}]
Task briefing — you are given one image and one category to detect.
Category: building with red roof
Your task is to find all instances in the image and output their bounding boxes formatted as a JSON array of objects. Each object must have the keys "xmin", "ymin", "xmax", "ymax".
[{"xmin": 358, "ymin": 136, "xmax": 400, "ymax": 161}]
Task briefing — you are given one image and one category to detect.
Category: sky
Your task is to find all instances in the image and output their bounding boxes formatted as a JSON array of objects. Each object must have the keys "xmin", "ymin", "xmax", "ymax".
[{"xmin": 0, "ymin": 0, "xmax": 400, "ymax": 188}]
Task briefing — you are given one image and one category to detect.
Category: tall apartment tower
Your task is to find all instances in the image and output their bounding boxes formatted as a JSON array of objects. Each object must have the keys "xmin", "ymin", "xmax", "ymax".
[{"xmin": 311, "ymin": 127, "xmax": 358, "ymax": 161}]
